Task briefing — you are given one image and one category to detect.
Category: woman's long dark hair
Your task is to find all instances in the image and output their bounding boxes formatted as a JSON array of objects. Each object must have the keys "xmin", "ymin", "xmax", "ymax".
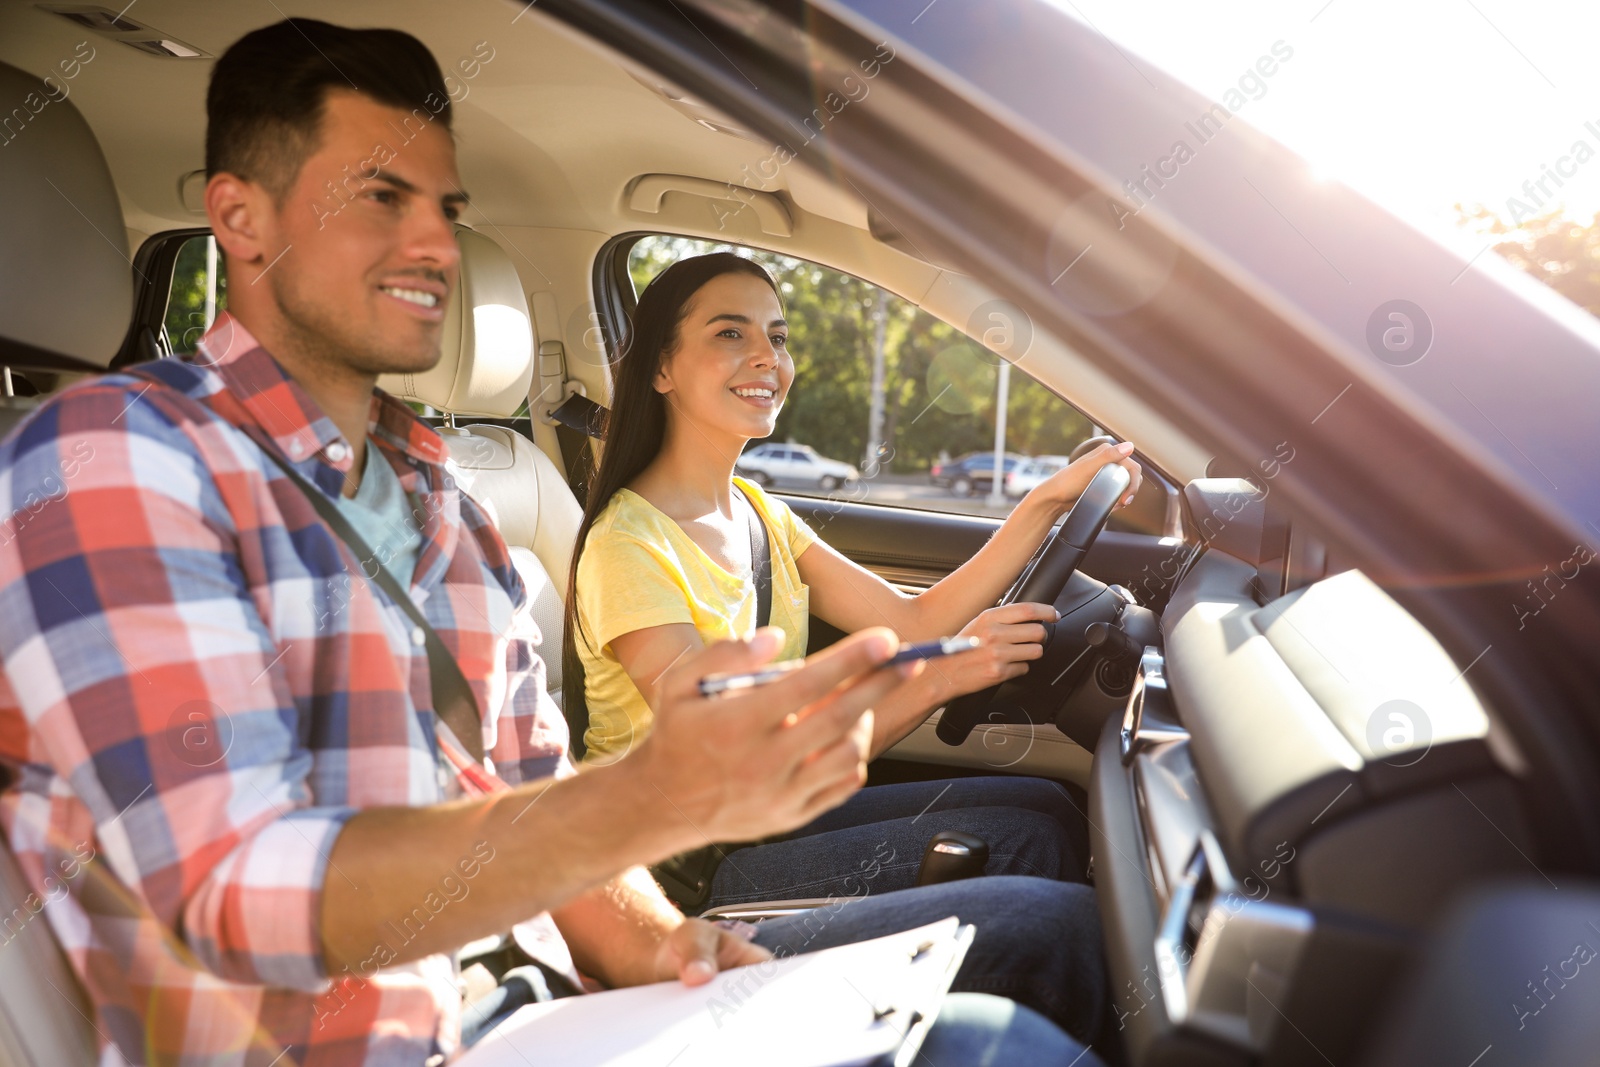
[{"xmin": 561, "ymin": 253, "xmax": 782, "ymax": 754}]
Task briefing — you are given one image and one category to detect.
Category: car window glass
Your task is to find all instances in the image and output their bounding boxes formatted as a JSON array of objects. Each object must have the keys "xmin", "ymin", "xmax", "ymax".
[
  {"xmin": 164, "ymin": 234, "xmax": 226, "ymax": 355},
  {"xmin": 626, "ymin": 235, "xmax": 1097, "ymax": 517}
]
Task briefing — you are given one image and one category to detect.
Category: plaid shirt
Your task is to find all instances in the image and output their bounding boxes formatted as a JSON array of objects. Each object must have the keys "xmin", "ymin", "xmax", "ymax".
[{"xmin": 0, "ymin": 315, "xmax": 573, "ymax": 1065}]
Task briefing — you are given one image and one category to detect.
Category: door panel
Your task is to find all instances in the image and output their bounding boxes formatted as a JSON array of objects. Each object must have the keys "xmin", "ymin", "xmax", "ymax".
[
  {"xmin": 784, "ymin": 493, "xmax": 1184, "ymax": 786},
  {"xmin": 784, "ymin": 495, "xmax": 1186, "ymax": 600}
]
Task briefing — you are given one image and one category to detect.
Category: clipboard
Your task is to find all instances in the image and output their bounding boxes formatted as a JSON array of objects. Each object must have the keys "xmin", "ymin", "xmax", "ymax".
[{"xmin": 456, "ymin": 917, "xmax": 975, "ymax": 1067}]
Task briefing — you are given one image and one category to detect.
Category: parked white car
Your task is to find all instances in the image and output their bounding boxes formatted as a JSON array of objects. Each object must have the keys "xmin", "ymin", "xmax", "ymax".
[
  {"xmin": 1006, "ymin": 455, "xmax": 1073, "ymax": 497},
  {"xmin": 736, "ymin": 443, "xmax": 860, "ymax": 490}
]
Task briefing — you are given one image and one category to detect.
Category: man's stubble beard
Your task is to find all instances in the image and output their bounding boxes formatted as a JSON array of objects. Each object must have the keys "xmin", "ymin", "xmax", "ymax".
[{"xmin": 269, "ymin": 267, "xmax": 444, "ymax": 379}]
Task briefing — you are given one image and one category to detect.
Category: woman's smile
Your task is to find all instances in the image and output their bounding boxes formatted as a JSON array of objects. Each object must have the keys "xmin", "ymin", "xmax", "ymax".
[{"xmin": 729, "ymin": 380, "xmax": 780, "ymax": 409}]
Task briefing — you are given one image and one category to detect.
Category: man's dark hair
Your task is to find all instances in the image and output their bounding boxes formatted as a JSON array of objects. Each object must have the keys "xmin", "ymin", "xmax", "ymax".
[{"xmin": 206, "ymin": 18, "xmax": 451, "ymax": 199}]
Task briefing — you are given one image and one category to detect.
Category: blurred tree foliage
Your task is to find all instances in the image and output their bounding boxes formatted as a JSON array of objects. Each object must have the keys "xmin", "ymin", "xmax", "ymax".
[
  {"xmin": 1456, "ymin": 204, "xmax": 1600, "ymax": 317},
  {"xmin": 628, "ymin": 236, "xmax": 1091, "ymax": 473},
  {"xmin": 165, "ymin": 235, "xmax": 226, "ymax": 354}
]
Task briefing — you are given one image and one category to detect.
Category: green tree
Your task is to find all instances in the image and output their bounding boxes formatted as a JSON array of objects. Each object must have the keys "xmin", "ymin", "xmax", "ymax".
[{"xmin": 164, "ymin": 235, "xmax": 227, "ymax": 354}]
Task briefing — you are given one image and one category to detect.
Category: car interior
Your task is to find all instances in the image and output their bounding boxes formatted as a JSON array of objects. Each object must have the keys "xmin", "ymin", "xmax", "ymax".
[{"xmin": 0, "ymin": 2, "xmax": 1595, "ymax": 1065}]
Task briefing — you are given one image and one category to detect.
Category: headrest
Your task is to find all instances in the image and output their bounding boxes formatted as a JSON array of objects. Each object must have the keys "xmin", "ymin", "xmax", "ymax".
[
  {"xmin": 379, "ymin": 227, "xmax": 536, "ymax": 418},
  {"xmin": 0, "ymin": 61, "xmax": 131, "ymax": 368}
]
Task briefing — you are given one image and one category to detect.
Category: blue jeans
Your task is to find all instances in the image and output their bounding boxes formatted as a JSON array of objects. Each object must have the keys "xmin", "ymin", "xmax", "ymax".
[
  {"xmin": 920, "ymin": 995, "xmax": 1105, "ymax": 1066},
  {"xmin": 751, "ymin": 875, "xmax": 1106, "ymax": 1045},
  {"xmin": 706, "ymin": 776, "xmax": 1090, "ymax": 907}
]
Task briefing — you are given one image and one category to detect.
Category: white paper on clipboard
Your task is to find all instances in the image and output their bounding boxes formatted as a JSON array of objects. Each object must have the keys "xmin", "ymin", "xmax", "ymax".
[{"xmin": 456, "ymin": 917, "xmax": 974, "ymax": 1067}]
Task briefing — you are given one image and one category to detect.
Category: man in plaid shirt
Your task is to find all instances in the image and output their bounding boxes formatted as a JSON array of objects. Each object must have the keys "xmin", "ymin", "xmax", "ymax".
[{"xmin": 0, "ymin": 18, "xmax": 1106, "ymax": 1066}]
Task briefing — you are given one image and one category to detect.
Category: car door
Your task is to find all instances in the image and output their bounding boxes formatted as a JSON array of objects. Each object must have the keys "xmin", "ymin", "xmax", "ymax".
[
  {"xmin": 546, "ymin": 3, "xmax": 1600, "ymax": 1061},
  {"xmin": 746, "ymin": 446, "xmax": 777, "ymax": 480},
  {"xmin": 788, "ymin": 449, "xmax": 816, "ymax": 482}
]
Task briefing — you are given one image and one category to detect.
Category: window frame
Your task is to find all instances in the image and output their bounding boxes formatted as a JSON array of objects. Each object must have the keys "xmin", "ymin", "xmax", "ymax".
[{"xmin": 114, "ymin": 227, "xmax": 215, "ymax": 368}]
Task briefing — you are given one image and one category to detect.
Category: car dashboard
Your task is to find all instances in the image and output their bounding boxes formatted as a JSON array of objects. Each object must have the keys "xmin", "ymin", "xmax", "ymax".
[{"xmin": 1090, "ymin": 480, "xmax": 1535, "ymax": 1065}]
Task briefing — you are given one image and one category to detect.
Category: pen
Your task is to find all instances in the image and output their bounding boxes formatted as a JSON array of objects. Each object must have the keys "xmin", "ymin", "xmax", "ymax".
[{"xmin": 697, "ymin": 636, "xmax": 981, "ymax": 697}]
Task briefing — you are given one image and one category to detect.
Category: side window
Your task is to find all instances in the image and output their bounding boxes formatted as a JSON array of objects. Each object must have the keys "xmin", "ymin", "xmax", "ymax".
[
  {"xmin": 626, "ymin": 235, "xmax": 1095, "ymax": 518},
  {"xmin": 163, "ymin": 234, "xmax": 226, "ymax": 355}
]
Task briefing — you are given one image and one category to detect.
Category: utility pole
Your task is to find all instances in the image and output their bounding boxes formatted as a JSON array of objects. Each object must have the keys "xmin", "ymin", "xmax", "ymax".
[
  {"xmin": 986, "ymin": 358, "xmax": 1011, "ymax": 507},
  {"xmin": 863, "ymin": 288, "xmax": 888, "ymax": 477},
  {"xmin": 203, "ymin": 235, "xmax": 219, "ymax": 332}
]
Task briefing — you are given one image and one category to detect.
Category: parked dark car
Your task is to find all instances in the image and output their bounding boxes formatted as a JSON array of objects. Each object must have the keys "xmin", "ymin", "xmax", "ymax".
[{"xmin": 928, "ymin": 451, "xmax": 1026, "ymax": 496}]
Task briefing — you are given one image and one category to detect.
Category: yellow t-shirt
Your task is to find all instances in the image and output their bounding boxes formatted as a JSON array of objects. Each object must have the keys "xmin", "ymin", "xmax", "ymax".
[{"xmin": 575, "ymin": 477, "xmax": 815, "ymax": 761}]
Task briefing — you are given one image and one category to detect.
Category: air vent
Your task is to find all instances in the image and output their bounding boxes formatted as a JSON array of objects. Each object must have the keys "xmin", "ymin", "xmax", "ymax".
[{"xmin": 37, "ymin": 5, "xmax": 211, "ymax": 58}]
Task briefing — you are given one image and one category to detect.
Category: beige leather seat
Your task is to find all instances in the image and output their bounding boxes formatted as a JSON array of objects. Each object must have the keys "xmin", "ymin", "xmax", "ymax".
[
  {"xmin": 380, "ymin": 227, "xmax": 583, "ymax": 712},
  {"xmin": 0, "ymin": 59, "xmax": 133, "ymax": 1067}
]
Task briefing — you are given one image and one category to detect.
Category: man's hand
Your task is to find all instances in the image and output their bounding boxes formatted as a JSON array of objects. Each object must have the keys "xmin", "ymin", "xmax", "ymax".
[
  {"xmin": 652, "ymin": 918, "xmax": 772, "ymax": 986},
  {"xmin": 633, "ymin": 626, "xmax": 913, "ymax": 845}
]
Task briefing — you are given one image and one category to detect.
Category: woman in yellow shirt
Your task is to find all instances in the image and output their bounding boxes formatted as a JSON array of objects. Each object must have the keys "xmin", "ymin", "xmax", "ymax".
[{"xmin": 564, "ymin": 253, "xmax": 1142, "ymax": 913}]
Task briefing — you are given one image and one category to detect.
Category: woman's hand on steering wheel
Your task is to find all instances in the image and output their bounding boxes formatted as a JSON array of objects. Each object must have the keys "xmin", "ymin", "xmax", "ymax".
[
  {"xmin": 1033, "ymin": 440, "xmax": 1143, "ymax": 514},
  {"xmin": 923, "ymin": 602, "xmax": 1060, "ymax": 705}
]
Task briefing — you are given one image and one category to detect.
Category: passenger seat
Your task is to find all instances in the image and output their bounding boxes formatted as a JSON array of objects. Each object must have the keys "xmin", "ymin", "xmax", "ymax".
[
  {"xmin": 379, "ymin": 227, "xmax": 582, "ymax": 710},
  {"xmin": 0, "ymin": 58, "xmax": 137, "ymax": 1066}
]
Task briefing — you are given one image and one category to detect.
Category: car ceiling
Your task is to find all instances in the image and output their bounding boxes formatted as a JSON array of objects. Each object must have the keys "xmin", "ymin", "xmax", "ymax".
[{"xmin": 0, "ymin": 0, "xmax": 1213, "ymax": 479}]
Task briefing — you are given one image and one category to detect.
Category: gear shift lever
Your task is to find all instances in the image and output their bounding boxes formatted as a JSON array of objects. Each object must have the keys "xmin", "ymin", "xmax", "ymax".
[{"xmin": 916, "ymin": 830, "xmax": 989, "ymax": 886}]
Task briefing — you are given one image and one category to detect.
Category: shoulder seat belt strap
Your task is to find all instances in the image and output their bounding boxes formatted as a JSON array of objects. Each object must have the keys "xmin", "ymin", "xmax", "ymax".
[
  {"xmin": 257, "ymin": 444, "xmax": 486, "ymax": 764},
  {"xmin": 737, "ymin": 488, "xmax": 773, "ymax": 630}
]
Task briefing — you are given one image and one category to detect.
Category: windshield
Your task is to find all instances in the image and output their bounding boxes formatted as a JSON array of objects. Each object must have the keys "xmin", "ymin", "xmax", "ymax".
[{"xmin": 1034, "ymin": 0, "xmax": 1600, "ymax": 331}]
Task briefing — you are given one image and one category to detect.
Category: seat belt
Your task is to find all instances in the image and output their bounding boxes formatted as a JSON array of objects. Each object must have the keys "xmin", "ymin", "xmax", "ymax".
[
  {"xmin": 535, "ymin": 326, "xmax": 605, "ymax": 510},
  {"xmin": 549, "ymin": 392, "xmax": 607, "ymax": 439},
  {"xmin": 543, "ymin": 389, "xmax": 771, "ymax": 625},
  {"xmin": 737, "ymin": 487, "xmax": 772, "ymax": 630},
  {"xmin": 548, "ymin": 392, "xmax": 606, "ymax": 510},
  {"xmin": 552, "ymin": 424, "xmax": 591, "ymax": 509},
  {"xmin": 255, "ymin": 443, "xmax": 487, "ymax": 765}
]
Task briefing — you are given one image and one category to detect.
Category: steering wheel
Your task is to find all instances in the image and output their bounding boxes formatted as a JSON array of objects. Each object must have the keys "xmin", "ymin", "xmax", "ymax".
[{"xmin": 936, "ymin": 462, "xmax": 1131, "ymax": 745}]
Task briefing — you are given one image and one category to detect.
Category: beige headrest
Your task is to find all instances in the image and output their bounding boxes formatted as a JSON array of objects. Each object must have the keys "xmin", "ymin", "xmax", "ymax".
[
  {"xmin": 0, "ymin": 61, "xmax": 131, "ymax": 367},
  {"xmin": 380, "ymin": 227, "xmax": 536, "ymax": 418}
]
